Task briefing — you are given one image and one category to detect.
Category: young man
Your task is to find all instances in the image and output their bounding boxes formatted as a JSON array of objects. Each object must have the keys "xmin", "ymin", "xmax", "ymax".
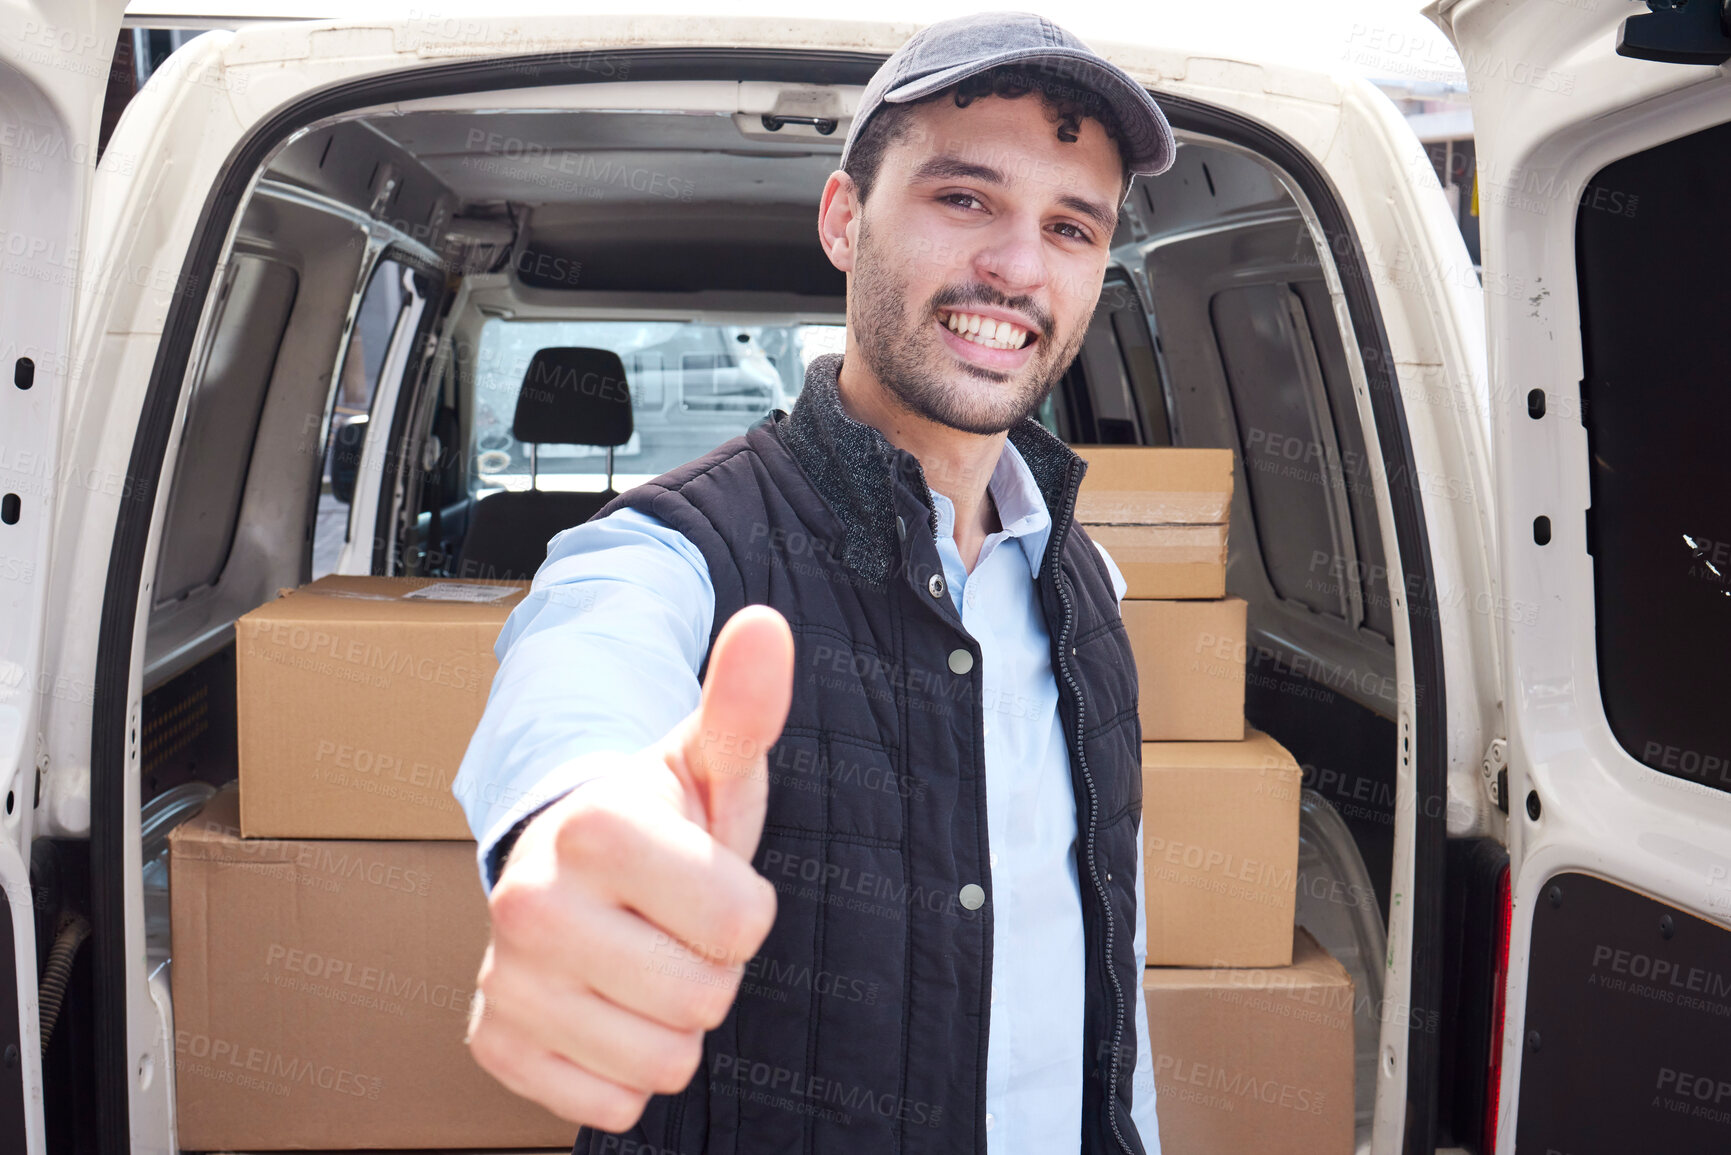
[{"xmin": 454, "ymin": 13, "xmax": 1177, "ymax": 1153}]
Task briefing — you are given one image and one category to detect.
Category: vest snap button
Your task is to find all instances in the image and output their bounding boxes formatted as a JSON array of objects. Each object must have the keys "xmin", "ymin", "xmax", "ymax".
[
  {"xmin": 959, "ymin": 883, "xmax": 985, "ymax": 910},
  {"xmin": 928, "ymin": 573, "xmax": 946, "ymax": 598},
  {"xmin": 948, "ymin": 649, "xmax": 974, "ymax": 675}
]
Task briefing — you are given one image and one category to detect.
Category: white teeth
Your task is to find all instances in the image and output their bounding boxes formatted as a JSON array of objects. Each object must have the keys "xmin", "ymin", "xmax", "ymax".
[{"xmin": 941, "ymin": 311, "xmax": 1029, "ymax": 351}]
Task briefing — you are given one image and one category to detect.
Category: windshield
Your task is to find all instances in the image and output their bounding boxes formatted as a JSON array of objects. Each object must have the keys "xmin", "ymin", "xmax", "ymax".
[{"xmin": 470, "ymin": 318, "xmax": 846, "ymax": 493}]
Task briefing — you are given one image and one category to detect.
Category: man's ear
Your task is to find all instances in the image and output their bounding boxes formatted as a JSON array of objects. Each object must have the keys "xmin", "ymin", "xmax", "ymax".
[{"xmin": 818, "ymin": 170, "xmax": 861, "ymax": 273}]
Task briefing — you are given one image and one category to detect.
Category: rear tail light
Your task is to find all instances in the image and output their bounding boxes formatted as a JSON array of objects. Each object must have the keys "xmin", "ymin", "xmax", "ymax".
[{"xmin": 1482, "ymin": 863, "xmax": 1513, "ymax": 1154}]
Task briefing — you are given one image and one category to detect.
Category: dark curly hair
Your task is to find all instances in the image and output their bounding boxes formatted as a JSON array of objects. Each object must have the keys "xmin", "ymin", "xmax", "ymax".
[{"xmin": 842, "ymin": 63, "xmax": 1131, "ymax": 209}]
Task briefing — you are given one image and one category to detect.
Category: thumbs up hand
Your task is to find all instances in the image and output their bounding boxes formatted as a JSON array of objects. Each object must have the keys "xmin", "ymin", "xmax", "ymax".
[{"xmin": 468, "ymin": 606, "xmax": 795, "ymax": 1133}]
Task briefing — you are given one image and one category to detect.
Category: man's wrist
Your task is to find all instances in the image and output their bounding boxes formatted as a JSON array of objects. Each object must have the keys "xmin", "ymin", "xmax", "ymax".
[{"xmin": 485, "ymin": 791, "xmax": 572, "ymax": 888}]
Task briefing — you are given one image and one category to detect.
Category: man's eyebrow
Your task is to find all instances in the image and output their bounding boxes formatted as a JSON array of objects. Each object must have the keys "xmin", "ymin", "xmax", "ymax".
[
  {"xmin": 909, "ymin": 154, "xmax": 1117, "ymax": 238},
  {"xmin": 908, "ymin": 155, "xmax": 1005, "ymax": 186},
  {"xmin": 1056, "ymin": 193, "xmax": 1117, "ymax": 239}
]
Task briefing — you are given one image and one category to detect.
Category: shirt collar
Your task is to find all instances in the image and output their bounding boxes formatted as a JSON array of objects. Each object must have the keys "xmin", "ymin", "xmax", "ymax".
[{"xmin": 927, "ymin": 438, "xmax": 1052, "ymax": 580}]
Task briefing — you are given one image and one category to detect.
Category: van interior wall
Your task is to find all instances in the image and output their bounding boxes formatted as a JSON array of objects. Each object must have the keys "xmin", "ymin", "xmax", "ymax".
[
  {"xmin": 137, "ymin": 207, "xmax": 372, "ymax": 814},
  {"xmin": 138, "ymin": 133, "xmax": 462, "ymax": 821}
]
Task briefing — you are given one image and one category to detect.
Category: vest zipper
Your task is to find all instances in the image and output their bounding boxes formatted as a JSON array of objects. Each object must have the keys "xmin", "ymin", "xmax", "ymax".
[{"xmin": 1048, "ymin": 460, "xmax": 1134, "ymax": 1155}]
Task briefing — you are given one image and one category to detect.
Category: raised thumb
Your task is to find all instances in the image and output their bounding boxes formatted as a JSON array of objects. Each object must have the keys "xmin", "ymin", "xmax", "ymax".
[{"xmin": 675, "ymin": 605, "xmax": 794, "ymax": 861}]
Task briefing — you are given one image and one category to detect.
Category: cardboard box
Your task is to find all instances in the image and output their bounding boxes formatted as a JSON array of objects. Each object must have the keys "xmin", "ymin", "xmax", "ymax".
[
  {"xmin": 235, "ymin": 575, "xmax": 529, "ymax": 839},
  {"xmin": 1143, "ymin": 929, "xmax": 1354, "ymax": 1155},
  {"xmin": 1074, "ymin": 446, "xmax": 1233, "ymax": 598},
  {"xmin": 169, "ymin": 786, "xmax": 574, "ymax": 1150},
  {"xmin": 1142, "ymin": 731, "xmax": 1301, "ymax": 966},
  {"xmin": 1086, "ymin": 524, "xmax": 1228, "ymax": 599},
  {"xmin": 1122, "ymin": 597, "xmax": 1247, "ymax": 741}
]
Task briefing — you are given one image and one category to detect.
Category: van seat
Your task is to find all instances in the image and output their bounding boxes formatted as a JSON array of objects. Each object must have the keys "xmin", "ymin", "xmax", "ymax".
[{"xmin": 456, "ymin": 347, "xmax": 632, "ymax": 581}]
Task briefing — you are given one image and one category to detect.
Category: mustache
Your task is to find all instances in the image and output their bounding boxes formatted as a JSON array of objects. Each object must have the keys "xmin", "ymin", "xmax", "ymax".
[{"xmin": 928, "ymin": 283, "xmax": 1054, "ymax": 343}]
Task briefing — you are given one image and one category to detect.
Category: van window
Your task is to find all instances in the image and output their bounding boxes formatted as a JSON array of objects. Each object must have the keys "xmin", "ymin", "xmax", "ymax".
[
  {"xmin": 153, "ymin": 254, "xmax": 298, "ymax": 603},
  {"xmin": 1577, "ymin": 118, "xmax": 1731, "ymax": 794},
  {"xmin": 310, "ymin": 257, "xmax": 412, "ymax": 579},
  {"xmin": 1053, "ymin": 275, "xmax": 1168, "ymax": 446},
  {"xmin": 469, "ymin": 319, "xmax": 845, "ymax": 492},
  {"xmin": 1213, "ymin": 281, "xmax": 1391, "ymax": 638}
]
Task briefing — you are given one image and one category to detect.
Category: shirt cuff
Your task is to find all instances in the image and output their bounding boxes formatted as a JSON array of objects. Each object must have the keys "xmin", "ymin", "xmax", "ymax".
[{"xmin": 473, "ymin": 749, "xmax": 643, "ymax": 893}]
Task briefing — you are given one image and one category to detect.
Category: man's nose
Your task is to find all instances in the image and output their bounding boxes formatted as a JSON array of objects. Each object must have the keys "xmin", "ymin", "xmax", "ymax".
[{"xmin": 971, "ymin": 215, "xmax": 1049, "ymax": 295}]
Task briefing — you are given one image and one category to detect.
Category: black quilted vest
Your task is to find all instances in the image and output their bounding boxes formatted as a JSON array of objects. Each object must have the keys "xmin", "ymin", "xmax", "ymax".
[{"xmin": 574, "ymin": 353, "xmax": 1145, "ymax": 1155}]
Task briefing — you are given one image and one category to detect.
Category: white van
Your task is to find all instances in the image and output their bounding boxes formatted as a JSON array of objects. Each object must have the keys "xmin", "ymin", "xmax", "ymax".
[{"xmin": 1, "ymin": 1, "xmax": 1727, "ymax": 1152}]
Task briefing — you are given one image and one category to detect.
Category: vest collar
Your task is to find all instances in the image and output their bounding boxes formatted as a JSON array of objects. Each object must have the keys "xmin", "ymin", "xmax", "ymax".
[{"xmin": 777, "ymin": 352, "xmax": 1086, "ymax": 585}]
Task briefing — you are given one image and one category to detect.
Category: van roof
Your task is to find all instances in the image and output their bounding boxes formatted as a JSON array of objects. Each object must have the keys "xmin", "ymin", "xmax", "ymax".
[{"xmin": 122, "ymin": 0, "xmax": 1463, "ymax": 91}]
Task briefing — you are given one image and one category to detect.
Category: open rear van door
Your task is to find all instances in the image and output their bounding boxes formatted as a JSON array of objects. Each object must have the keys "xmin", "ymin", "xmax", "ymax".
[
  {"xmin": 1428, "ymin": 1, "xmax": 1731, "ymax": 1150},
  {"xmin": 0, "ymin": 2, "xmax": 128, "ymax": 1152}
]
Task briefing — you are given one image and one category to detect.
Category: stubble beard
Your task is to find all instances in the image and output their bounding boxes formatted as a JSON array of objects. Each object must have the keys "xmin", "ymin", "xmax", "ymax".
[{"xmin": 849, "ymin": 216, "xmax": 1090, "ymax": 436}]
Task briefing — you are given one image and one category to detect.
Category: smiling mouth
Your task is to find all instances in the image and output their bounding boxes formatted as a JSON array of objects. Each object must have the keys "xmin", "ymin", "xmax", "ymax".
[{"xmin": 937, "ymin": 308, "xmax": 1037, "ymax": 351}]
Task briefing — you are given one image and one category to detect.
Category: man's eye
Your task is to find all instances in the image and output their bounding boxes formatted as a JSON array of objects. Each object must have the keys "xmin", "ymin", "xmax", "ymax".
[
  {"xmin": 942, "ymin": 193, "xmax": 983, "ymax": 210},
  {"xmin": 1053, "ymin": 222, "xmax": 1092, "ymax": 242}
]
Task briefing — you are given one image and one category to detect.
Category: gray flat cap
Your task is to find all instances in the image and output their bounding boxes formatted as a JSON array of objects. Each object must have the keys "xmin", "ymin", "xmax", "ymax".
[{"xmin": 840, "ymin": 12, "xmax": 1177, "ymax": 178}]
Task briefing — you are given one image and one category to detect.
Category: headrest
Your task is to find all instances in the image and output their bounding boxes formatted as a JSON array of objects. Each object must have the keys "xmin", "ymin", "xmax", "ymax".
[{"xmin": 512, "ymin": 347, "xmax": 633, "ymax": 447}]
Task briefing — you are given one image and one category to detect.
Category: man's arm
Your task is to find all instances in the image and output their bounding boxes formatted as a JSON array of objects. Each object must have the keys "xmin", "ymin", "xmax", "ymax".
[
  {"xmin": 453, "ymin": 507, "xmax": 714, "ymax": 891},
  {"xmin": 454, "ymin": 508, "xmax": 793, "ymax": 1135}
]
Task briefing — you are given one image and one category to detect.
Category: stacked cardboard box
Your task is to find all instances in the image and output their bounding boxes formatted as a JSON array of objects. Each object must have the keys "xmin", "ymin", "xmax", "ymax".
[
  {"xmin": 169, "ymin": 575, "xmax": 577, "ymax": 1150},
  {"xmin": 1075, "ymin": 446, "xmax": 1245, "ymax": 741},
  {"xmin": 234, "ymin": 575, "xmax": 530, "ymax": 840},
  {"xmin": 1142, "ymin": 928, "xmax": 1354, "ymax": 1154},
  {"xmin": 1140, "ymin": 730, "xmax": 1301, "ymax": 967},
  {"xmin": 1077, "ymin": 447, "xmax": 1355, "ymax": 1153}
]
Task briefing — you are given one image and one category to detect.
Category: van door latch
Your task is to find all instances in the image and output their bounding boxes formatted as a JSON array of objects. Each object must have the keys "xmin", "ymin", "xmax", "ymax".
[{"xmin": 1482, "ymin": 736, "xmax": 1509, "ymax": 814}]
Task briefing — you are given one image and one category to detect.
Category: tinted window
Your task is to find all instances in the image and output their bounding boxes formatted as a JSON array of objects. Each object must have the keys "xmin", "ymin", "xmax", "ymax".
[
  {"xmin": 1293, "ymin": 280, "xmax": 1394, "ymax": 642},
  {"xmin": 469, "ymin": 319, "xmax": 844, "ymax": 493},
  {"xmin": 1214, "ymin": 282, "xmax": 1353, "ymax": 621},
  {"xmin": 154, "ymin": 255, "xmax": 298, "ymax": 602},
  {"xmin": 1053, "ymin": 276, "xmax": 1168, "ymax": 445},
  {"xmin": 310, "ymin": 258, "xmax": 413, "ymax": 580},
  {"xmin": 1577, "ymin": 118, "xmax": 1731, "ymax": 793}
]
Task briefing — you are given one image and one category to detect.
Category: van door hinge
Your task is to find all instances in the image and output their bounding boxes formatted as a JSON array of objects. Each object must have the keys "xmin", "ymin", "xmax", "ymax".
[
  {"xmin": 1482, "ymin": 736, "xmax": 1509, "ymax": 814},
  {"xmin": 1618, "ymin": 0, "xmax": 1731, "ymax": 66}
]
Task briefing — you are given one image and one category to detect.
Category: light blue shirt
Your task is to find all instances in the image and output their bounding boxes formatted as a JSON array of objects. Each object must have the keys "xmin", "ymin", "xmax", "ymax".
[{"xmin": 453, "ymin": 439, "xmax": 1160, "ymax": 1154}]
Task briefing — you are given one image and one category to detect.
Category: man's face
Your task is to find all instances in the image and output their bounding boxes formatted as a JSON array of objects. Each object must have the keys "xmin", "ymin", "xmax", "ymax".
[{"xmin": 839, "ymin": 92, "xmax": 1122, "ymax": 435}]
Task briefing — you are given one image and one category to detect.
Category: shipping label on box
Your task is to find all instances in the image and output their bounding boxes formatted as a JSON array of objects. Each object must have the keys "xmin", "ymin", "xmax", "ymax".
[
  {"xmin": 235, "ymin": 575, "xmax": 528, "ymax": 840},
  {"xmin": 169, "ymin": 786, "xmax": 575, "ymax": 1151},
  {"xmin": 1141, "ymin": 929, "xmax": 1354, "ymax": 1155},
  {"xmin": 1122, "ymin": 597, "xmax": 1247, "ymax": 741},
  {"xmin": 1142, "ymin": 730, "xmax": 1301, "ymax": 967}
]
